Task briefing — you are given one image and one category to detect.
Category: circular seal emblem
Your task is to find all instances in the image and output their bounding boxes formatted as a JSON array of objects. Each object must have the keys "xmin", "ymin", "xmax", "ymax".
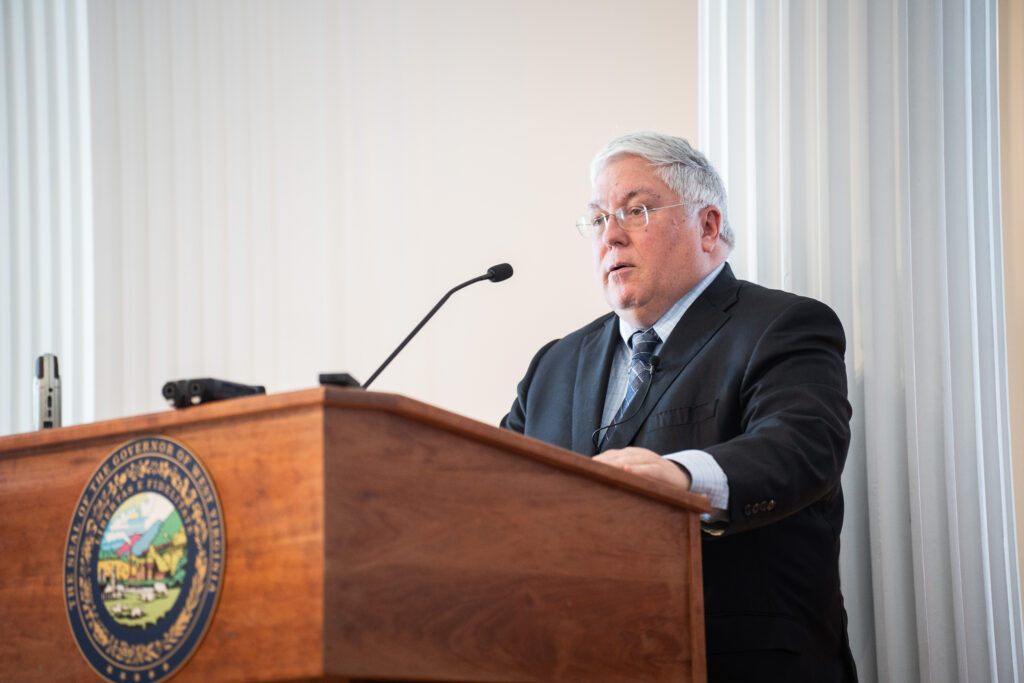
[{"xmin": 64, "ymin": 436, "xmax": 225, "ymax": 683}]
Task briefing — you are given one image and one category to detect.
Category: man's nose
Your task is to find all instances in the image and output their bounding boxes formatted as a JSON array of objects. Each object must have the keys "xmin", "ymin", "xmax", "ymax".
[{"xmin": 602, "ymin": 214, "xmax": 630, "ymax": 245}]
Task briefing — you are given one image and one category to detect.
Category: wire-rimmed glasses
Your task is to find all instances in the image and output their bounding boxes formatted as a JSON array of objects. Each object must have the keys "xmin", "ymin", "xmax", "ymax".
[{"xmin": 576, "ymin": 202, "xmax": 698, "ymax": 239}]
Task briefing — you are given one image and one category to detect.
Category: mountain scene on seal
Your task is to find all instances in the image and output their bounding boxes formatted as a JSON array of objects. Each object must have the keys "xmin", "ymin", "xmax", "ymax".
[{"xmin": 98, "ymin": 492, "xmax": 187, "ymax": 629}]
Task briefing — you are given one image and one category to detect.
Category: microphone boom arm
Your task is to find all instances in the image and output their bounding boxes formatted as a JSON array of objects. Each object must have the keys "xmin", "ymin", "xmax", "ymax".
[{"xmin": 361, "ymin": 265, "xmax": 509, "ymax": 389}]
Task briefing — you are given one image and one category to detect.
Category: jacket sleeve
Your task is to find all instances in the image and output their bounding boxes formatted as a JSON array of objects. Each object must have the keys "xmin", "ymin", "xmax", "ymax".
[
  {"xmin": 706, "ymin": 296, "xmax": 851, "ymax": 535},
  {"xmin": 500, "ymin": 338, "xmax": 560, "ymax": 434}
]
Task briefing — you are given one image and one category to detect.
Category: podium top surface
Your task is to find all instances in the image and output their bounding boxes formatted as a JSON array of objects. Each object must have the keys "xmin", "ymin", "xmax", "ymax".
[{"xmin": 0, "ymin": 386, "xmax": 711, "ymax": 514}]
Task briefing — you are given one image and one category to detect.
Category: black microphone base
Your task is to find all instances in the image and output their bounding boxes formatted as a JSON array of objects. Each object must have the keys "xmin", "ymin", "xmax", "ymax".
[
  {"xmin": 162, "ymin": 378, "xmax": 266, "ymax": 409},
  {"xmin": 318, "ymin": 372, "xmax": 363, "ymax": 388}
]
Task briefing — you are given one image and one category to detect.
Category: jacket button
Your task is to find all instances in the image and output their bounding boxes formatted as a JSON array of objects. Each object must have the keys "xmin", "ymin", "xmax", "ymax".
[{"xmin": 767, "ymin": 499, "xmax": 776, "ymax": 511}]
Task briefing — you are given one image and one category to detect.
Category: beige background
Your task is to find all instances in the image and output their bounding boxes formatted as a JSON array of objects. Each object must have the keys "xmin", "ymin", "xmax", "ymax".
[{"xmin": 82, "ymin": 0, "xmax": 701, "ymax": 428}]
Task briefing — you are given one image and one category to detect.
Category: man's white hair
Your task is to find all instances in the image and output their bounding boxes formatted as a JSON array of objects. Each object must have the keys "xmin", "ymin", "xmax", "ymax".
[{"xmin": 591, "ymin": 131, "xmax": 734, "ymax": 247}]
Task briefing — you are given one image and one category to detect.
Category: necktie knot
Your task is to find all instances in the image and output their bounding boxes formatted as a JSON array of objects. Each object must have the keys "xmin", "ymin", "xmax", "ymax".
[{"xmin": 630, "ymin": 328, "xmax": 661, "ymax": 364}]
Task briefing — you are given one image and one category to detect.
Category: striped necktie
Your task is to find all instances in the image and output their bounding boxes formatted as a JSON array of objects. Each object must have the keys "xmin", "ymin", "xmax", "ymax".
[{"xmin": 614, "ymin": 328, "xmax": 661, "ymax": 423}]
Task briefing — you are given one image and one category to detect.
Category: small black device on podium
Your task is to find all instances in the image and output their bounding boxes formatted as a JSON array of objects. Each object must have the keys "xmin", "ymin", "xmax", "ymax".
[{"xmin": 162, "ymin": 378, "xmax": 266, "ymax": 408}]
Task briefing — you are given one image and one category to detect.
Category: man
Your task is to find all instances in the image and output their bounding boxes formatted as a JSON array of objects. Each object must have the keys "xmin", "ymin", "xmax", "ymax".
[{"xmin": 502, "ymin": 132, "xmax": 857, "ymax": 682}]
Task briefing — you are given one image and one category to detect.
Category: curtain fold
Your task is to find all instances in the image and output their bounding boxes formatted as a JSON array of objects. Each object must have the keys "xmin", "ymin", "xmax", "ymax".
[
  {"xmin": 0, "ymin": 0, "xmax": 94, "ymax": 434},
  {"xmin": 700, "ymin": 1, "xmax": 1022, "ymax": 680}
]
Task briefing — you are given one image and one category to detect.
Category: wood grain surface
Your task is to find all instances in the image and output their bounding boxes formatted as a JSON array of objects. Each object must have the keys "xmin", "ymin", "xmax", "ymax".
[{"xmin": 0, "ymin": 388, "xmax": 707, "ymax": 682}]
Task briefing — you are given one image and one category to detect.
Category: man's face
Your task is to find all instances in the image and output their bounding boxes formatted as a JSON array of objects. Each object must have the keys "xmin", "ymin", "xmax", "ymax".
[{"xmin": 590, "ymin": 155, "xmax": 711, "ymax": 329}]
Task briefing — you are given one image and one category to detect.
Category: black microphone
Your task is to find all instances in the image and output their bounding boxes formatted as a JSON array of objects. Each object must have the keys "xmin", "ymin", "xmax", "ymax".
[
  {"xmin": 487, "ymin": 263, "xmax": 513, "ymax": 282},
  {"xmin": 361, "ymin": 263, "xmax": 514, "ymax": 389}
]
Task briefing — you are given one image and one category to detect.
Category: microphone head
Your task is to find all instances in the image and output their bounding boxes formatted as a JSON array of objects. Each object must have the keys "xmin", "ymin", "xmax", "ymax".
[{"xmin": 487, "ymin": 263, "xmax": 514, "ymax": 282}]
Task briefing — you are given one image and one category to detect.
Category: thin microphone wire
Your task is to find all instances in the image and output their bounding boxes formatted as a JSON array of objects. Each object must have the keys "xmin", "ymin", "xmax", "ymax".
[{"xmin": 591, "ymin": 356, "xmax": 660, "ymax": 451}]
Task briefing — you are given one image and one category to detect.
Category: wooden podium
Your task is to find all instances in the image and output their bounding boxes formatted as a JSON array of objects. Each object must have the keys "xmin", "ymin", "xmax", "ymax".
[{"xmin": 0, "ymin": 387, "xmax": 709, "ymax": 682}]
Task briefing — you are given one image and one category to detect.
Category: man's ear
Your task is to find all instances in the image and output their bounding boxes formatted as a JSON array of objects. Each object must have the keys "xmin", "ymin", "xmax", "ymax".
[{"xmin": 700, "ymin": 206, "xmax": 723, "ymax": 252}]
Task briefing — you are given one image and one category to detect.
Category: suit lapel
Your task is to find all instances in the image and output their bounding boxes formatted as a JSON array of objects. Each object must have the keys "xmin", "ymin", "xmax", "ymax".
[
  {"xmin": 571, "ymin": 315, "xmax": 619, "ymax": 456},
  {"xmin": 601, "ymin": 266, "xmax": 740, "ymax": 451}
]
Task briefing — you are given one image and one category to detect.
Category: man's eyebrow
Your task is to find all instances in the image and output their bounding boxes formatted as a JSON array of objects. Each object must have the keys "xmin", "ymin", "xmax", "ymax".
[{"xmin": 588, "ymin": 188, "xmax": 662, "ymax": 210}]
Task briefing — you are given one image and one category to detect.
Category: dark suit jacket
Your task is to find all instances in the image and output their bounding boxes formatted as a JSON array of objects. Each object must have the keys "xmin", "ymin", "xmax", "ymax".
[{"xmin": 502, "ymin": 264, "xmax": 857, "ymax": 682}]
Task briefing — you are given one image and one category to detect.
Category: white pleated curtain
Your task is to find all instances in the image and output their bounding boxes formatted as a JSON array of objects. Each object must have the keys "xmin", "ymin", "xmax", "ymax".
[
  {"xmin": 1, "ymin": 0, "xmax": 94, "ymax": 433},
  {"xmin": 700, "ymin": 1, "xmax": 1022, "ymax": 680}
]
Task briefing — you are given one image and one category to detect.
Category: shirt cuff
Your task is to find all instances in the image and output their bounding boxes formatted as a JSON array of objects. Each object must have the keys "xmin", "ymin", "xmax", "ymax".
[{"xmin": 664, "ymin": 449, "xmax": 729, "ymax": 517}]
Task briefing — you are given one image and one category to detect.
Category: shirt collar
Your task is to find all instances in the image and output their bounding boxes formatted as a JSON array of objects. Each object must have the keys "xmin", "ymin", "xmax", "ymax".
[{"xmin": 618, "ymin": 261, "xmax": 727, "ymax": 346}]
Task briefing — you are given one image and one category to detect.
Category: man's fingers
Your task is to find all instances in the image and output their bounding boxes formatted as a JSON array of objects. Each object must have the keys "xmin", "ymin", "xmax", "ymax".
[{"xmin": 596, "ymin": 448, "xmax": 691, "ymax": 489}]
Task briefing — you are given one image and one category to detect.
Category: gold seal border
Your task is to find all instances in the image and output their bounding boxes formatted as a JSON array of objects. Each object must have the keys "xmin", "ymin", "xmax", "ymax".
[{"xmin": 64, "ymin": 435, "xmax": 225, "ymax": 682}]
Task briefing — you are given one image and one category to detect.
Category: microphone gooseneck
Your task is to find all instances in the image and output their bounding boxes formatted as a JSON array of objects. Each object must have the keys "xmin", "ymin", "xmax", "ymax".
[{"xmin": 361, "ymin": 264, "xmax": 514, "ymax": 389}]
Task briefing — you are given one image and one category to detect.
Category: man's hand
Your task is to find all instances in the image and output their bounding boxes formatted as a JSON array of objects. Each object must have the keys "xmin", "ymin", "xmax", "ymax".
[{"xmin": 594, "ymin": 447, "xmax": 692, "ymax": 490}]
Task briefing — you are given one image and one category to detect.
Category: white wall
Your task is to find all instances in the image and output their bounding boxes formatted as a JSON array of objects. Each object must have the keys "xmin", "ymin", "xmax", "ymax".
[{"xmin": 74, "ymin": 0, "xmax": 699, "ymax": 429}]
